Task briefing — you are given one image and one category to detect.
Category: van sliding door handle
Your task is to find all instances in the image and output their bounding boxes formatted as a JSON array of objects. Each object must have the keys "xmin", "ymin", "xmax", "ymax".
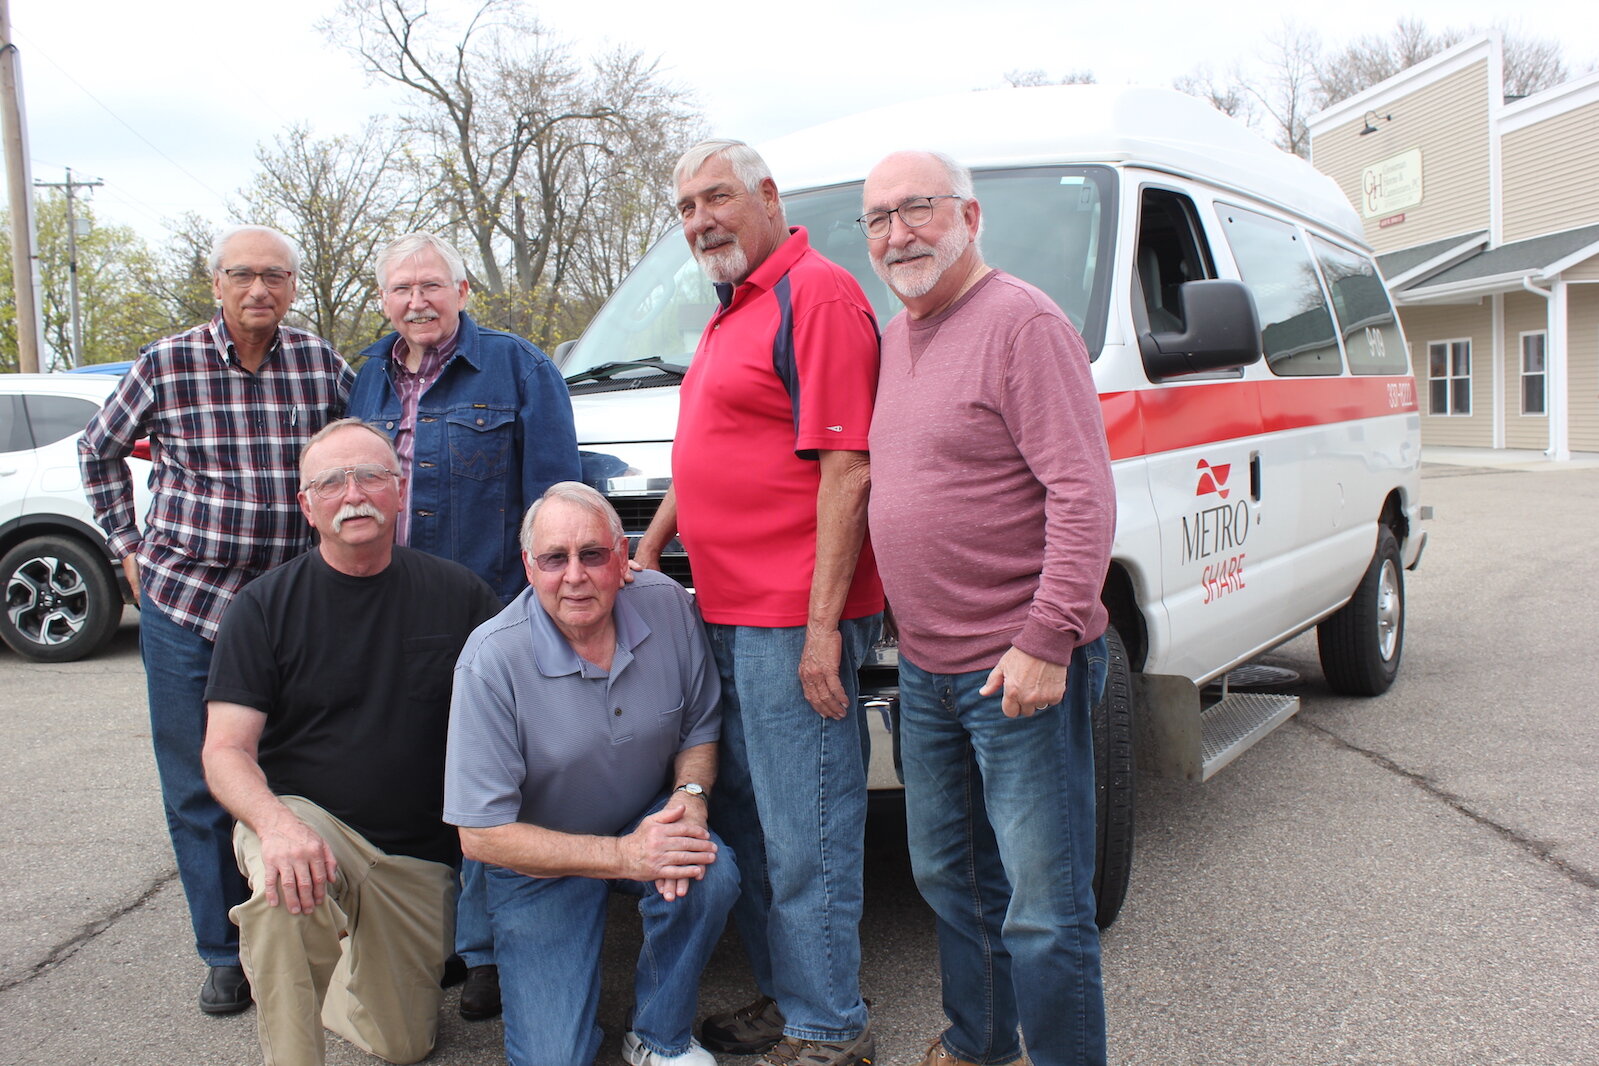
[{"xmin": 1250, "ymin": 452, "xmax": 1262, "ymax": 501}]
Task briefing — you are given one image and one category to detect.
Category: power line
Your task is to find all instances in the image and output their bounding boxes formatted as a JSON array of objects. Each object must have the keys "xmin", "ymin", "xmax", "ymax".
[{"xmin": 8, "ymin": 24, "xmax": 232, "ymax": 208}]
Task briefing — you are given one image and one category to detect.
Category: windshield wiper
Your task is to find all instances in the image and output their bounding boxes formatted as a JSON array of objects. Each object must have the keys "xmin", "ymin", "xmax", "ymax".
[{"xmin": 564, "ymin": 357, "xmax": 688, "ymax": 386}]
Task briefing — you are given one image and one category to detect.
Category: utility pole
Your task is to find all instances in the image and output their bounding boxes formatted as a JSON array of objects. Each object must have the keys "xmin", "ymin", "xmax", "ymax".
[
  {"xmin": 0, "ymin": 0, "xmax": 41, "ymax": 373},
  {"xmin": 35, "ymin": 169, "xmax": 102, "ymax": 368}
]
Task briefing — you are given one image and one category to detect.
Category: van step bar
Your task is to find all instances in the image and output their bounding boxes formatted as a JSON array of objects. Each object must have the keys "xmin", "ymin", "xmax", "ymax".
[{"xmin": 1135, "ymin": 675, "xmax": 1300, "ymax": 782}]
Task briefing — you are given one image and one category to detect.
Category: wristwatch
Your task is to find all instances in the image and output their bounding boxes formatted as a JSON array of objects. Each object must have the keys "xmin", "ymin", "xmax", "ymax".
[{"xmin": 673, "ymin": 782, "xmax": 708, "ymax": 801}]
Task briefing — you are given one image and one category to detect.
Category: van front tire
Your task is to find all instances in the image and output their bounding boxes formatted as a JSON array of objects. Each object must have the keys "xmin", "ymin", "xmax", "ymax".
[{"xmin": 1317, "ymin": 525, "xmax": 1404, "ymax": 696}]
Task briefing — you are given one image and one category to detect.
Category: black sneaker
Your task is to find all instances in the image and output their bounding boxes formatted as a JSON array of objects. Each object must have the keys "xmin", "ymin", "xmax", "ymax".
[{"xmin": 459, "ymin": 964, "xmax": 502, "ymax": 1021}]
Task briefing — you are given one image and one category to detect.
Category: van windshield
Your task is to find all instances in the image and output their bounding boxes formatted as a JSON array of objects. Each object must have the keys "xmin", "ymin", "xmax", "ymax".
[{"xmin": 563, "ymin": 165, "xmax": 1116, "ymax": 387}]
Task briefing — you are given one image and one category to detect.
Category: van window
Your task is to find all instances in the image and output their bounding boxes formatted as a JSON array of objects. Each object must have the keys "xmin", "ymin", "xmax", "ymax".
[
  {"xmin": 1135, "ymin": 188, "xmax": 1214, "ymax": 335},
  {"xmin": 795, "ymin": 165, "xmax": 1117, "ymax": 357},
  {"xmin": 562, "ymin": 166, "xmax": 1118, "ymax": 386},
  {"xmin": 1219, "ymin": 206, "xmax": 1342, "ymax": 376},
  {"xmin": 1311, "ymin": 237, "xmax": 1406, "ymax": 376}
]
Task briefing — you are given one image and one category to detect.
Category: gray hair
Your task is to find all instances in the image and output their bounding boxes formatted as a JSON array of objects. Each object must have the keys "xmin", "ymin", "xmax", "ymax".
[
  {"xmin": 375, "ymin": 233, "xmax": 469, "ymax": 290},
  {"xmin": 297, "ymin": 417, "xmax": 400, "ymax": 481},
  {"xmin": 520, "ymin": 481, "xmax": 626, "ymax": 555},
  {"xmin": 674, "ymin": 139, "xmax": 783, "ymax": 218},
  {"xmin": 208, "ymin": 225, "xmax": 302, "ymax": 275},
  {"xmin": 924, "ymin": 151, "xmax": 982, "ymax": 241}
]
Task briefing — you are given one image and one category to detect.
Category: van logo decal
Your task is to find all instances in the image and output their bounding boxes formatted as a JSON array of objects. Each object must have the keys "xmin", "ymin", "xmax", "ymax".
[{"xmin": 1194, "ymin": 459, "xmax": 1232, "ymax": 500}]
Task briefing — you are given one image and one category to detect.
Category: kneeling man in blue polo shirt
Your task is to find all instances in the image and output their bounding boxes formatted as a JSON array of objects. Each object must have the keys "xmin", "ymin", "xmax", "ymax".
[{"xmin": 445, "ymin": 482, "xmax": 736, "ymax": 1066}]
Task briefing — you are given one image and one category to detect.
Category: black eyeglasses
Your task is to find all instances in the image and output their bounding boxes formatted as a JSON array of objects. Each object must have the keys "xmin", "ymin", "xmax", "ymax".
[
  {"xmin": 532, "ymin": 546, "xmax": 616, "ymax": 573},
  {"xmin": 856, "ymin": 195, "xmax": 962, "ymax": 239},
  {"xmin": 302, "ymin": 464, "xmax": 401, "ymax": 499}
]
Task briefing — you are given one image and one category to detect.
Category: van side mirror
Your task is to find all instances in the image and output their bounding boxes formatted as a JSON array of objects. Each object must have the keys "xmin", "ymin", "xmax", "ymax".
[
  {"xmin": 553, "ymin": 338, "xmax": 577, "ymax": 367},
  {"xmin": 1138, "ymin": 279, "xmax": 1263, "ymax": 379}
]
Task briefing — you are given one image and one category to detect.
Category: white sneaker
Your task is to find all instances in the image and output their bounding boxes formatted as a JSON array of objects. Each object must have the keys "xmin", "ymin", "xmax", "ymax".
[{"xmin": 622, "ymin": 1030, "xmax": 716, "ymax": 1066}]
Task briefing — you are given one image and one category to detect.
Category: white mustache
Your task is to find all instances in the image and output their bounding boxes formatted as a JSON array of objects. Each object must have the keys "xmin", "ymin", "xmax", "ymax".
[
  {"xmin": 331, "ymin": 502, "xmax": 385, "ymax": 532},
  {"xmin": 697, "ymin": 232, "xmax": 735, "ymax": 252},
  {"xmin": 404, "ymin": 310, "xmax": 439, "ymax": 323}
]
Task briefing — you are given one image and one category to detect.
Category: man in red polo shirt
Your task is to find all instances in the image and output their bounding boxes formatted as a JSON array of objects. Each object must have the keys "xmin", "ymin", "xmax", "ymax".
[{"xmin": 634, "ymin": 139, "xmax": 882, "ymax": 1066}]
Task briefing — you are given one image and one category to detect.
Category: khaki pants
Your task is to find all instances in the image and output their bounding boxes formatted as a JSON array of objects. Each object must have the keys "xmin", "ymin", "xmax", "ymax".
[{"xmin": 231, "ymin": 797, "xmax": 456, "ymax": 1066}]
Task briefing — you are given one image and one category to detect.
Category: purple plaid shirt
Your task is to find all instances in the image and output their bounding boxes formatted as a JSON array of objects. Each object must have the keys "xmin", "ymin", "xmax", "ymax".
[
  {"xmin": 387, "ymin": 331, "xmax": 457, "ymax": 544},
  {"xmin": 78, "ymin": 314, "xmax": 354, "ymax": 640}
]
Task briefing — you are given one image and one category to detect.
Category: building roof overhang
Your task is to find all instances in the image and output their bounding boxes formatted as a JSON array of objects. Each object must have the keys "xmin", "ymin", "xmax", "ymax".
[{"xmin": 1389, "ymin": 223, "xmax": 1599, "ymax": 305}]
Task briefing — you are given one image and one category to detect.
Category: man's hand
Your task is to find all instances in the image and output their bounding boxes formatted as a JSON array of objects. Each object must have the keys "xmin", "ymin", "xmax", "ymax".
[
  {"xmin": 120, "ymin": 556, "xmax": 141, "ymax": 605},
  {"xmin": 619, "ymin": 804, "xmax": 717, "ymax": 902},
  {"xmin": 799, "ymin": 624, "xmax": 849, "ymax": 719},
  {"xmin": 257, "ymin": 813, "xmax": 338, "ymax": 915},
  {"xmin": 980, "ymin": 646, "xmax": 1068, "ymax": 718},
  {"xmin": 657, "ymin": 789, "xmax": 711, "ymax": 899}
]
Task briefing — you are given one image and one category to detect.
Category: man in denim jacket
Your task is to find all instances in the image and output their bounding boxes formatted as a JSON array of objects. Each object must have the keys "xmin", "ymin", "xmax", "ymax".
[{"xmin": 348, "ymin": 232, "xmax": 581, "ymax": 1019}]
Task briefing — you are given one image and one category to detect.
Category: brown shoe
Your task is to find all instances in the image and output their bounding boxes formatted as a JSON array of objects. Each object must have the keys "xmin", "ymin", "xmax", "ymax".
[
  {"xmin": 757, "ymin": 1023, "xmax": 875, "ymax": 1066},
  {"xmin": 700, "ymin": 994, "xmax": 785, "ymax": 1054},
  {"xmin": 918, "ymin": 1037, "xmax": 1028, "ymax": 1066}
]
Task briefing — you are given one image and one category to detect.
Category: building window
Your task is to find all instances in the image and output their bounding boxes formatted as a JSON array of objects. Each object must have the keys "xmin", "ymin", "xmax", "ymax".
[
  {"xmin": 1521, "ymin": 332, "xmax": 1546, "ymax": 416},
  {"xmin": 1428, "ymin": 340, "xmax": 1471, "ymax": 415}
]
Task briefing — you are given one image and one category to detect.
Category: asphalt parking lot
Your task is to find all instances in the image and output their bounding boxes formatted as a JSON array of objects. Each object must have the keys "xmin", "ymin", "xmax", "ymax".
[{"xmin": 1, "ymin": 451, "xmax": 1596, "ymax": 1066}]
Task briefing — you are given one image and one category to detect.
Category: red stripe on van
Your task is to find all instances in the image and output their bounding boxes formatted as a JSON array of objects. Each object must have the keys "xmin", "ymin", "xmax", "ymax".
[{"xmin": 1100, "ymin": 376, "xmax": 1418, "ymax": 461}]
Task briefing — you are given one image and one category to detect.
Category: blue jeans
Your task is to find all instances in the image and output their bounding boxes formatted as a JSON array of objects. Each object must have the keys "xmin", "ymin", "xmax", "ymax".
[
  {"xmin": 139, "ymin": 599, "xmax": 249, "ymax": 966},
  {"xmin": 485, "ymin": 799, "xmax": 739, "ymax": 1066},
  {"xmin": 454, "ymin": 859, "xmax": 494, "ymax": 966},
  {"xmin": 899, "ymin": 638, "xmax": 1108, "ymax": 1066},
  {"xmin": 705, "ymin": 614, "xmax": 880, "ymax": 1041}
]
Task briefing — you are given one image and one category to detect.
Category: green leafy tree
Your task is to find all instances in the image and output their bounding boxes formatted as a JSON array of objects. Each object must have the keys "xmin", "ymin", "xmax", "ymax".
[{"xmin": 0, "ymin": 194, "xmax": 182, "ymax": 371}]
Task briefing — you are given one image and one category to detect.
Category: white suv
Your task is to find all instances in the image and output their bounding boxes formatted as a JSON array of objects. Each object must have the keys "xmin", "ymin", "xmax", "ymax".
[{"xmin": 0, "ymin": 373, "xmax": 151, "ymax": 662}]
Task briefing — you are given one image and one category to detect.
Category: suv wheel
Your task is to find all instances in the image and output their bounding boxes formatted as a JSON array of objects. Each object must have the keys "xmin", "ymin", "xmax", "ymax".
[{"xmin": 0, "ymin": 535, "xmax": 123, "ymax": 663}]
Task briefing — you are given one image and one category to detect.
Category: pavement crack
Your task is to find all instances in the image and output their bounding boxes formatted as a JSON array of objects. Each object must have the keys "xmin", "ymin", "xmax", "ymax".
[
  {"xmin": 1297, "ymin": 717, "xmax": 1599, "ymax": 892},
  {"xmin": 0, "ymin": 869, "xmax": 178, "ymax": 994}
]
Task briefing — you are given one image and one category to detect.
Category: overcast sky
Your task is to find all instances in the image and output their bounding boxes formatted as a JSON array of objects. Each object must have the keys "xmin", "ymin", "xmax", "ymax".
[{"xmin": 10, "ymin": 1, "xmax": 1597, "ymax": 246}]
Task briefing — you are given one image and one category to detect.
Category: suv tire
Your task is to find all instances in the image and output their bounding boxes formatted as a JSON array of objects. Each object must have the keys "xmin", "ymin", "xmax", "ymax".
[{"xmin": 0, "ymin": 535, "xmax": 123, "ymax": 663}]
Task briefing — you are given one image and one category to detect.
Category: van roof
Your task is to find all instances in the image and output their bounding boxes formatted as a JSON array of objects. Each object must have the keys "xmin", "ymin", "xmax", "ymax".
[{"xmin": 759, "ymin": 84, "xmax": 1363, "ymax": 240}]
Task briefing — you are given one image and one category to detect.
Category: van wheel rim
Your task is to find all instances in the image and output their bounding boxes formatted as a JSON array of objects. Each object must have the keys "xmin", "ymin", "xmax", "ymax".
[{"xmin": 1375, "ymin": 558, "xmax": 1400, "ymax": 661}]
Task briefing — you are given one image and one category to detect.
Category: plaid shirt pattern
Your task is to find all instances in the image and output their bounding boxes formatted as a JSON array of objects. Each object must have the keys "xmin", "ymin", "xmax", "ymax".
[
  {"xmin": 79, "ymin": 314, "xmax": 354, "ymax": 640},
  {"xmin": 387, "ymin": 331, "xmax": 457, "ymax": 545}
]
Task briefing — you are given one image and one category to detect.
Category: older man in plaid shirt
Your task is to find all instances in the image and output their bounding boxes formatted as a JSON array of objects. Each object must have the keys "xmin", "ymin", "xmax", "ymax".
[{"xmin": 79, "ymin": 224, "xmax": 354, "ymax": 1015}]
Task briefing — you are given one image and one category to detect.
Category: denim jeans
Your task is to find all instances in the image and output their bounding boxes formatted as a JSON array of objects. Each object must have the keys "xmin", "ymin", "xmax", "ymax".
[
  {"xmin": 704, "ymin": 614, "xmax": 880, "ymax": 1041},
  {"xmin": 454, "ymin": 859, "xmax": 494, "ymax": 967},
  {"xmin": 899, "ymin": 637, "xmax": 1109, "ymax": 1066},
  {"xmin": 485, "ymin": 798, "xmax": 739, "ymax": 1066},
  {"xmin": 140, "ymin": 599, "xmax": 249, "ymax": 966}
]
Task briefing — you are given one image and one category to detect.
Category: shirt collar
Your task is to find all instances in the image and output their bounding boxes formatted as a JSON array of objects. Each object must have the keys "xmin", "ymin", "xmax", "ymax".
[
  {"xmin": 715, "ymin": 226, "xmax": 810, "ymax": 312},
  {"xmin": 524, "ymin": 585, "xmax": 651, "ymax": 678},
  {"xmin": 210, "ymin": 312, "xmax": 282, "ymax": 369}
]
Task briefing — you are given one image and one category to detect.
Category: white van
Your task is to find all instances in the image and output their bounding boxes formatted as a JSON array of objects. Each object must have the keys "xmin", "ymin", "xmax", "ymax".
[{"xmin": 558, "ymin": 85, "xmax": 1427, "ymax": 927}]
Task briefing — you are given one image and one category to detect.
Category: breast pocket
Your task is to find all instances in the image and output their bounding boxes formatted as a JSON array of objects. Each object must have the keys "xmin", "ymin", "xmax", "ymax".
[
  {"xmin": 402, "ymin": 634, "xmax": 460, "ymax": 705},
  {"xmin": 447, "ymin": 407, "xmax": 515, "ymax": 482}
]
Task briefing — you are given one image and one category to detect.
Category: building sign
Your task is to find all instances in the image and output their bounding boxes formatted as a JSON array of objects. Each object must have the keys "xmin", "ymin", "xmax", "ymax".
[{"xmin": 1362, "ymin": 148, "xmax": 1423, "ymax": 219}]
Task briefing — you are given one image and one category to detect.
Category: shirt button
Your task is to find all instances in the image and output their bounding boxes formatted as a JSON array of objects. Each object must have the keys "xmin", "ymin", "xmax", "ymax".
[
  {"xmin": 476, "ymin": 417, "xmax": 486, "ymax": 426},
  {"xmin": 385, "ymin": 421, "xmax": 395, "ymax": 430},
  {"xmin": 613, "ymin": 708, "xmax": 623, "ymax": 717}
]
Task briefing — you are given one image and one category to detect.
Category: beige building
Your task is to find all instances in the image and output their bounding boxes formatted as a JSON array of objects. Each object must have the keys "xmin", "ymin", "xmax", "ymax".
[{"xmin": 1308, "ymin": 34, "xmax": 1599, "ymax": 457}]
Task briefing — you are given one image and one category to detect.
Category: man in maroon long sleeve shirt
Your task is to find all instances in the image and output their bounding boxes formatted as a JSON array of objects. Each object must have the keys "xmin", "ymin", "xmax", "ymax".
[{"xmin": 863, "ymin": 150, "xmax": 1116, "ymax": 1066}]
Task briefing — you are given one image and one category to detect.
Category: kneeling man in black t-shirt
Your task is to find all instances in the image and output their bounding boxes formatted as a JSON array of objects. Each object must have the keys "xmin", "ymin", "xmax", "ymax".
[{"xmin": 202, "ymin": 418, "xmax": 500, "ymax": 1066}]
